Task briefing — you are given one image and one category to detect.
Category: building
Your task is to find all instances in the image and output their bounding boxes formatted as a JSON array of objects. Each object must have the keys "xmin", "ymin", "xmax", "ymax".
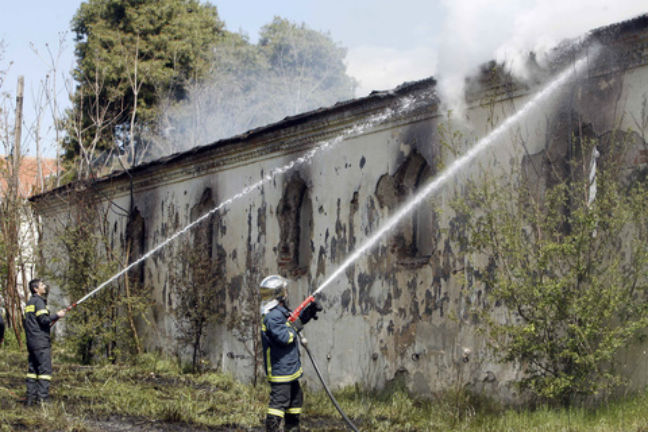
[{"xmin": 30, "ymin": 15, "xmax": 648, "ymax": 400}]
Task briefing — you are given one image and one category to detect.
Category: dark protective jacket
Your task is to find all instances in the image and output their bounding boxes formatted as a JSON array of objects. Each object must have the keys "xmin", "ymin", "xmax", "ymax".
[
  {"xmin": 261, "ymin": 304, "xmax": 303, "ymax": 383},
  {"xmin": 24, "ymin": 294, "xmax": 58, "ymax": 351}
]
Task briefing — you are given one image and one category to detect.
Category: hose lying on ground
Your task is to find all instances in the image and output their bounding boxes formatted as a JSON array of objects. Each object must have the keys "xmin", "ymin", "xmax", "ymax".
[{"xmin": 300, "ymin": 334, "xmax": 359, "ymax": 432}]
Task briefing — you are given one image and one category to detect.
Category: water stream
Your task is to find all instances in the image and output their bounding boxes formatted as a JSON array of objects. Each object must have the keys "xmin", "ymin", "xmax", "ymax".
[
  {"xmin": 72, "ymin": 93, "xmax": 429, "ymax": 306},
  {"xmin": 314, "ymin": 55, "xmax": 592, "ymax": 296}
]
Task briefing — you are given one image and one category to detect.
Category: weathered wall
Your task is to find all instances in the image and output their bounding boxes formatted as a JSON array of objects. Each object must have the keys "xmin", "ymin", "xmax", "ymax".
[{"xmin": 32, "ymin": 16, "xmax": 648, "ymax": 400}]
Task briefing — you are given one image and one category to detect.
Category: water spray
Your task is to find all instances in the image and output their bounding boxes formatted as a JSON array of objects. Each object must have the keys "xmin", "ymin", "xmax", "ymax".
[
  {"xmin": 59, "ymin": 94, "xmax": 427, "ymax": 314},
  {"xmin": 289, "ymin": 52, "xmax": 594, "ymax": 326}
]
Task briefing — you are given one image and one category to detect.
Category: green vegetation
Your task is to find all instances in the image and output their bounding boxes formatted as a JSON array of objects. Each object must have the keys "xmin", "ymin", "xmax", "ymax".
[
  {"xmin": 66, "ymin": 0, "xmax": 225, "ymax": 166},
  {"xmin": 45, "ymin": 188, "xmax": 149, "ymax": 365},
  {"xmin": 4, "ymin": 334, "xmax": 648, "ymax": 431},
  {"xmin": 449, "ymin": 129, "xmax": 648, "ymax": 405}
]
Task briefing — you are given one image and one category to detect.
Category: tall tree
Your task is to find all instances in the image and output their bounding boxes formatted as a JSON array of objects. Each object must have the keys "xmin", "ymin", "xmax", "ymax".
[
  {"xmin": 65, "ymin": 0, "xmax": 224, "ymax": 173},
  {"xmin": 259, "ymin": 17, "xmax": 356, "ymax": 115},
  {"xmin": 0, "ymin": 74, "xmax": 26, "ymax": 346}
]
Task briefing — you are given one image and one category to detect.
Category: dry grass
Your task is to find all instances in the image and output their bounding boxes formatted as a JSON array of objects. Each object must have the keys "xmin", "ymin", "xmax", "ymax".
[{"xmin": 2, "ymin": 340, "xmax": 648, "ymax": 431}]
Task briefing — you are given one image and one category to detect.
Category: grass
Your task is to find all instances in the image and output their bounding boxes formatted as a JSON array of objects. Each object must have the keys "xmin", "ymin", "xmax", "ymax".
[{"xmin": 2, "ymin": 339, "xmax": 648, "ymax": 431}]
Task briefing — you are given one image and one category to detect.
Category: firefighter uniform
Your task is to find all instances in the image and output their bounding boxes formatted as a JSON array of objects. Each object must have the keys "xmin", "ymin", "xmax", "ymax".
[
  {"xmin": 24, "ymin": 293, "xmax": 59, "ymax": 403},
  {"xmin": 261, "ymin": 303, "xmax": 303, "ymax": 431}
]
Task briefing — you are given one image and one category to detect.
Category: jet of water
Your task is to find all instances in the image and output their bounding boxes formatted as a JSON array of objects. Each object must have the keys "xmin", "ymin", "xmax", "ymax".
[
  {"xmin": 70, "ymin": 93, "xmax": 430, "ymax": 308},
  {"xmin": 314, "ymin": 54, "xmax": 593, "ymax": 297}
]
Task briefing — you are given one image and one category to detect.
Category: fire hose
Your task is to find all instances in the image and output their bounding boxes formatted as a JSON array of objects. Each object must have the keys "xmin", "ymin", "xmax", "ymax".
[{"xmin": 289, "ymin": 296, "xmax": 360, "ymax": 432}]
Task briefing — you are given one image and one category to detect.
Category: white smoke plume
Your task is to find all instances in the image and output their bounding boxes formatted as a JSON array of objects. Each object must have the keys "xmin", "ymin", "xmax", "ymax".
[
  {"xmin": 436, "ymin": 0, "xmax": 647, "ymax": 113},
  {"xmin": 141, "ymin": 28, "xmax": 355, "ymax": 164}
]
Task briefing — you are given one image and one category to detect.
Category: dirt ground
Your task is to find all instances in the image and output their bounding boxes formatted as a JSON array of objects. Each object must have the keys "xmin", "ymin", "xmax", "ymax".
[
  {"xmin": 84, "ymin": 415, "xmax": 350, "ymax": 431},
  {"xmin": 84, "ymin": 415, "xmax": 262, "ymax": 431}
]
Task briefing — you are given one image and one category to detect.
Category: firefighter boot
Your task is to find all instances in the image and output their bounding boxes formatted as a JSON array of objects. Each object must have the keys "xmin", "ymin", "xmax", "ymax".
[
  {"xmin": 285, "ymin": 413, "xmax": 300, "ymax": 431},
  {"xmin": 265, "ymin": 414, "xmax": 282, "ymax": 432},
  {"xmin": 25, "ymin": 376, "xmax": 38, "ymax": 406}
]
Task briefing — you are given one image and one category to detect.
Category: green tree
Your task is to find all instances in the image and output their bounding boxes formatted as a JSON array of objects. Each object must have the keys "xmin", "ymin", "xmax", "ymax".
[
  {"xmin": 452, "ymin": 131, "xmax": 648, "ymax": 405},
  {"xmin": 169, "ymin": 239, "xmax": 224, "ymax": 372},
  {"xmin": 258, "ymin": 17, "xmax": 356, "ymax": 115},
  {"xmin": 148, "ymin": 31, "xmax": 267, "ymax": 157},
  {"xmin": 65, "ymin": 0, "xmax": 224, "ymax": 173}
]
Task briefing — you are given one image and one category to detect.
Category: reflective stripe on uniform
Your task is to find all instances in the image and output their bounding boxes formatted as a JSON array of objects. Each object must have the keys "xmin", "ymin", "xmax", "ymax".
[
  {"xmin": 265, "ymin": 347, "xmax": 303, "ymax": 383},
  {"xmin": 267, "ymin": 408, "xmax": 284, "ymax": 417},
  {"xmin": 286, "ymin": 407, "xmax": 302, "ymax": 414},
  {"xmin": 36, "ymin": 309, "xmax": 49, "ymax": 317},
  {"xmin": 26, "ymin": 373, "xmax": 38, "ymax": 380},
  {"xmin": 24, "ymin": 305, "xmax": 35, "ymax": 313},
  {"xmin": 267, "ymin": 367, "xmax": 303, "ymax": 383},
  {"xmin": 38, "ymin": 375, "xmax": 52, "ymax": 381},
  {"xmin": 285, "ymin": 321, "xmax": 302, "ymax": 343}
]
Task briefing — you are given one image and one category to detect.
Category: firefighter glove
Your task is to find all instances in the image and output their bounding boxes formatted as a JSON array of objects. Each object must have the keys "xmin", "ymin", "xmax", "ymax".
[{"xmin": 299, "ymin": 300, "xmax": 322, "ymax": 325}]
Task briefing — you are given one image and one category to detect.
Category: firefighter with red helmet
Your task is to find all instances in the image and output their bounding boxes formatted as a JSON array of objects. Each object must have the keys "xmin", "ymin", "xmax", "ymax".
[{"xmin": 260, "ymin": 275, "xmax": 322, "ymax": 432}]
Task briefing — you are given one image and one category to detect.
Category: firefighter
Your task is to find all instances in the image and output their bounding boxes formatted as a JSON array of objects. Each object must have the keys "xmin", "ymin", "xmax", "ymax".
[
  {"xmin": 24, "ymin": 278, "xmax": 66, "ymax": 405},
  {"xmin": 260, "ymin": 275, "xmax": 322, "ymax": 432}
]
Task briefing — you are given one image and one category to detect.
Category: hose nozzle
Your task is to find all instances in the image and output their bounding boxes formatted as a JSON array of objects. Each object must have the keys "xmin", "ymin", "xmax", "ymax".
[{"xmin": 289, "ymin": 295, "xmax": 315, "ymax": 323}]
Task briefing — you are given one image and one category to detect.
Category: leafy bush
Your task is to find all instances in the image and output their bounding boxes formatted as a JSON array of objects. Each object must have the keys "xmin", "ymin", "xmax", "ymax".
[{"xmin": 452, "ymin": 133, "xmax": 648, "ymax": 404}]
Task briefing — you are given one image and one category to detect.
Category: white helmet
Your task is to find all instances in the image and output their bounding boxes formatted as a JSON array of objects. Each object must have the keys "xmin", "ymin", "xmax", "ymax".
[{"xmin": 260, "ymin": 275, "xmax": 288, "ymax": 315}]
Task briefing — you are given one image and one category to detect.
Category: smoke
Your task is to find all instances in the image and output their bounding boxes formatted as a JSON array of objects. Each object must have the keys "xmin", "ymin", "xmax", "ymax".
[
  {"xmin": 141, "ymin": 2, "xmax": 646, "ymax": 163},
  {"xmin": 141, "ymin": 30, "xmax": 356, "ymax": 164},
  {"xmin": 495, "ymin": 1, "xmax": 646, "ymax": 77},
  {"xmin": 436, "ymin": 0, "xmax": 526, "ymax": 113},
  {"xmin": 435, "ymin": 0, "xmax": 647, "ymax": 114}
]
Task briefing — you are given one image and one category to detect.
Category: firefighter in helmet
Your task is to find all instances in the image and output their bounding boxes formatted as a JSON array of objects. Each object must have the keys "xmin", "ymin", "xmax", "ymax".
[{"xmin": 260, "ymin": 275, "xmax": 322, "ymax": 432}]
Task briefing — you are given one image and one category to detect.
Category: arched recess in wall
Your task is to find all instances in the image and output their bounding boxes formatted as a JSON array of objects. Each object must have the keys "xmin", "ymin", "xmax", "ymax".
[
  {"xmin": 187, "ymin": 188, "xmax": 226, "ymax": 313},
  {"xmin": 522, "ymin": 110, "xmax": 601, "ymax": 237},
  {"xmin": 126, "ymin": 207, "xmax": 146, "ymax": 285},
  {"xmin": 540, "ymin": 111, "xmax": 598, "ymax": 189},
  {"xmin": 190, "ymin": 188, "xmax": 216, "ymax": 257},
  {"xmin": 375, "ymin": 151, "xmax": 437, "ymax": 267},
  {"xmin": 277, "ymin": 175, "xmax": 313, "ymax": 277}
]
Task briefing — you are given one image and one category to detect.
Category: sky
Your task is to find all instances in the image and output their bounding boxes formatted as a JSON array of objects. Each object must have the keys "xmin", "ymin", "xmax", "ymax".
[{"xmin": 0, "ymin": 0, "xmax": 646, "ymax": 157}]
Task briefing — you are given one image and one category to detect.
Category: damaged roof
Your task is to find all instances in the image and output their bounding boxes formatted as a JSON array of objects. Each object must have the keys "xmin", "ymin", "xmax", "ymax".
[
  {"xmin": 30, "ymin": 13, "xmax": 648, "ymax": 203},
  {"xmin": 30, "ymin": 76, "xmax": 438, "ymax": 202}
]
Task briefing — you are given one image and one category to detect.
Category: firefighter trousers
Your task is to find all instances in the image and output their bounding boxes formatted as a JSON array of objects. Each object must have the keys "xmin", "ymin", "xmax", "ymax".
[
  {"xmin": 266, "ymin": 381, "xmax": 303, "ymax": 431},
  {"xmin": 26, "ymin": 347, "xmax": 52, "ymax": 403}
]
